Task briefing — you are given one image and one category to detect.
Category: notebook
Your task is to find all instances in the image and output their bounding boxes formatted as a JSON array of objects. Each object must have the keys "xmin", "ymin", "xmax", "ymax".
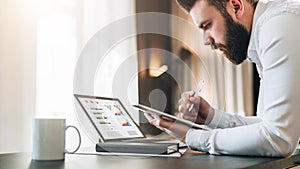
[
  {"xmin": 74, "ymin": 94, "xmax": 178, "ymax": 143},
  {"xmin": 95, "ymin": 142, "xmax": 179, "ymax": 155}
]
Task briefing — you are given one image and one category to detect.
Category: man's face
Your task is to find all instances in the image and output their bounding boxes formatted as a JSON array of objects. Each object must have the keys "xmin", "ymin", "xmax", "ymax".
[{"xmin": 190, "ymin": 0, "xmax": 250, "ymax": 64}]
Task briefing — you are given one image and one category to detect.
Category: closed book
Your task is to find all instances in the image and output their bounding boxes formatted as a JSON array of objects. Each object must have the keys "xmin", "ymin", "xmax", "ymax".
[{"xmin": 95, "ymin": 142, "xmax": 179, "ymax": 154}]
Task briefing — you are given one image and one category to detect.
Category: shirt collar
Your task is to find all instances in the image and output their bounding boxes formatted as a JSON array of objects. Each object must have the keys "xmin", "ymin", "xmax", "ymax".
[{"xmin": 247, "ymin": 0, "xmax": 268, "ymax": 62}]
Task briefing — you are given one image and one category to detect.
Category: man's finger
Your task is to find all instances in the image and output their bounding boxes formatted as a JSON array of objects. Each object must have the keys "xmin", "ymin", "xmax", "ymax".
[
  {"xmin": 159, "ymin": 117, "xmax": 174, "ymax": 128},
  {"xmin": 182, "ymin": 115, "xmax": 197, "ymax": 122},
  {"xmin": 182, "ymin": 112, "xmax": 197, "ymax": 118},
  {"xmin": 190, "ymin": 96, "xmax": 201, "ymax": 104},
  {"xmin": 144, "ymin": 112, "xmax": 154, "ymax": 121},
  {"xmin": 178, "ymin": 105, "xmax": 187, "ymax": 113},
  {"xmin": 181, "ymin": 91, "xmax": 194, "ymax": 100},
  {"xmin": 188, "ymin": 90, "xmax": 195, "ymax": 96},
  {"xmin": 178, "ymin": 98, "xmax": 182, "ymax": 105}
]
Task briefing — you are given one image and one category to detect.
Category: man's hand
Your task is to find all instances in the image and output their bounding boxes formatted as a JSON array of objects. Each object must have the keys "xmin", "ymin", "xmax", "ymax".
[
  {"xmin": 144, "ymin": 113, "xmax": 190, "ymax": 143},
  {"xmin": 178, "ymin": 91, "xmax": 214, "ymax": 125}
]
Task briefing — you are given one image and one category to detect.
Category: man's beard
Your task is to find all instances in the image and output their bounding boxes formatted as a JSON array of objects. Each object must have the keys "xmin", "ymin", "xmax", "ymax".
[{"xmin": 213, "ymin": 14, "xmax": 250, "ymax": 65}]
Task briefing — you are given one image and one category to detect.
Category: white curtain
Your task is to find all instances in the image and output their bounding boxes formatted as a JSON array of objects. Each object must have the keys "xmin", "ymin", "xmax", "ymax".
[
  {"xmin": 0, "ymin": 0, "xmax": 37, "ymax": 153},
  {"xmin": 73, "ymin": 0, "xmax": 138, "ymax": 143},
  {"xmin": 36, "ymin": 0, "xmax": 137, "ymax": 148},
  {"xmin": 0, "ymin": 0, "xmax": 137, "ymax": 153}
]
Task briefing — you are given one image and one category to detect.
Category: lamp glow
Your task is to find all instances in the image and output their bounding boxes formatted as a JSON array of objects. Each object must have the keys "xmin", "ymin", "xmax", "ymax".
[{"xmin": 149, "ymin": 65, "xmax": 168, "ymax": 77}]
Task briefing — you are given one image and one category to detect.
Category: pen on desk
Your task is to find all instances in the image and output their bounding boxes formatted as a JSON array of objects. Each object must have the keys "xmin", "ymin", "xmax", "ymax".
[{"xmin": 188, "ymin": 79, "xmax": 205, "ymax": 112}]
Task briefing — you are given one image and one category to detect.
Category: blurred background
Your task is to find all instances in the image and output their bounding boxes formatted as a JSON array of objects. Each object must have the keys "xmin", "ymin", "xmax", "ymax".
[{"xmin": 0, "ymin": 0, "xmax": 259, "ymax": 153}]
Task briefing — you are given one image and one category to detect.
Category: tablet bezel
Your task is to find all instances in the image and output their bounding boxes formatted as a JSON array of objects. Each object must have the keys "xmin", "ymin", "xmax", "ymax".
[{"xmin": 133, "ymin": 104, "xmax": 210, "ymax": 131}]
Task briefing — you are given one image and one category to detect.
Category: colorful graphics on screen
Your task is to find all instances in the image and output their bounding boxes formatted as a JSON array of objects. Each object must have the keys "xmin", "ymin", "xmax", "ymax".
[{"xmin": 122, "ymin": 120, "xmax": 132, "ymax": 126}]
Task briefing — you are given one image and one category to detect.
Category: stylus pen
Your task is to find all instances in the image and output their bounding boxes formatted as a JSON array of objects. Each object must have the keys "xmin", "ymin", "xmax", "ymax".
[{"xmin": 188, "ymin": 79, "xmax": 205, "ymax": 112}]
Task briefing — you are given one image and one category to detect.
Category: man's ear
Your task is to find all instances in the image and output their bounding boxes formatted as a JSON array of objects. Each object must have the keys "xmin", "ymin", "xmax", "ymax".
[{"xmin": 229, "ymin": 0, "xmax": 244, "ymax": 17}]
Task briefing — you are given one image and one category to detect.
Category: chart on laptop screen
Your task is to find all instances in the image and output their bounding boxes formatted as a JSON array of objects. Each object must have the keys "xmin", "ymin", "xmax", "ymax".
[{"xmin": 78, "ymin": 97, "xmax": 144, "ymax": 140}]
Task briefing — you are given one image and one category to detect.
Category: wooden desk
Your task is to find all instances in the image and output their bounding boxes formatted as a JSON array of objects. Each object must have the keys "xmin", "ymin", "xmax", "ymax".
[{"xmin": 1, "ymin": 149, "xmax": 300, "ymax": 169}]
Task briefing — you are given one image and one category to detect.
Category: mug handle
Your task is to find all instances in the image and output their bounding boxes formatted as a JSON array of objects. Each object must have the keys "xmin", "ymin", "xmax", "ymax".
[{"xmin": 65, "ymin": 125, "xmax": 81, "ymax": 154}]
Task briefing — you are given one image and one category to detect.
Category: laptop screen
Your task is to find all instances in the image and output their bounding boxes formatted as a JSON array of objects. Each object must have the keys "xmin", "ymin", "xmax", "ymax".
[{"xmin": 74, "ymin": 94, "xmax": 145, "ymax": 142}]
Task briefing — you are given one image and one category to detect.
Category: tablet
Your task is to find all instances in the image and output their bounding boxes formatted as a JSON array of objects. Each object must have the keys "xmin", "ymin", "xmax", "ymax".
[{"xmin": 133, "ymin": 104, "xmax": 211, "ymax": 131}]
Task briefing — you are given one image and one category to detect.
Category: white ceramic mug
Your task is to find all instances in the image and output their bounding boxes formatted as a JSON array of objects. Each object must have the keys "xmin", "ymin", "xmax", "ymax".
[{"xmin": 32, "ymin": 118, "xmax": 81, "ymax": 160}]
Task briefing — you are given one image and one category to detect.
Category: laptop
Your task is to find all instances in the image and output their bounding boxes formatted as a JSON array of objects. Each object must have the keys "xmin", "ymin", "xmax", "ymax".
[{"xmin": 74, "ymin": 94, "xmax": 178, "ymax": 143}]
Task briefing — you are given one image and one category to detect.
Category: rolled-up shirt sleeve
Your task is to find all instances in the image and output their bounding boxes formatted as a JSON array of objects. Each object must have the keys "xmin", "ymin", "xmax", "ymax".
[
  {"xmin": 207, "ymin": 109, "xmax": 262, "ymax": 129},
  {"xmin": 186, "ymin": 12, "xmax": 300, "ymax": 157},
  {"xmin": 186, "ymin": 123, "xmax": 290, "ymax": 156}
]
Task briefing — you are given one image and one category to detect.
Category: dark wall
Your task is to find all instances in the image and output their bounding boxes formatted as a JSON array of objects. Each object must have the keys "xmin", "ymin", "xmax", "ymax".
[
  {"xmin": 136, "ymin": 0, "xmax": 171, "ymax": 13},
  {"xmin": 136, "ymin": 0, "xmax": 173, "ymax": 135},
  {"xmin": 252, "ymin": 63, "xmax": 260, "ymax": 115}
]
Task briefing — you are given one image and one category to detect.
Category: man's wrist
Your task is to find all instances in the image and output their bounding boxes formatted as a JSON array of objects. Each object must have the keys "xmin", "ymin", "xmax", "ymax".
[
  {"xmin": 204, "ymin": 108, "xmax": 215, "ymax": 125},
  {"xmin": 206, "ymin": 108, "xmax": 224, "ymax": 129}
]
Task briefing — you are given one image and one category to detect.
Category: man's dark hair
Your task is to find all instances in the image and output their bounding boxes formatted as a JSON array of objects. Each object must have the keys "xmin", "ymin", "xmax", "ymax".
[{"xmin": 176, "ymin": 0, "xmax": 257, "ymax": 16}]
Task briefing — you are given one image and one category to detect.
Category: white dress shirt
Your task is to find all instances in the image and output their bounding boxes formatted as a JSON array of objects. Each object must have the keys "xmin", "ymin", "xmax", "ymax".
[{"xmin": 186, "ymin": 0, "xmax": 300, "ymax": 157}]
